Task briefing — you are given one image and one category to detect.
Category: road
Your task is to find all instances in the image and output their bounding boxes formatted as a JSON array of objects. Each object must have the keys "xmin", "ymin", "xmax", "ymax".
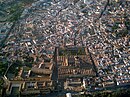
[
  {"xmin": 4, "ymin": 62, "xmax": 13, "ymax": 76},
  {"xmin": 0, "ymin": 21, "xmax": 16, "ymax": 50}
]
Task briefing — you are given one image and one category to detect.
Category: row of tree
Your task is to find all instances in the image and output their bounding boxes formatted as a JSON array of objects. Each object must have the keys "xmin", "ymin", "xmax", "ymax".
[{"xmin": 73, "ymin": 88, "xmax": 130, "ymax": 97}]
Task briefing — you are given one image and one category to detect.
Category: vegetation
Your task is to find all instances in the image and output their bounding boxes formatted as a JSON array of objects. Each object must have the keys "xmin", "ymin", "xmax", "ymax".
[
  {"xmin": 73, "ymin": 88, "xmax": 130, "ymax": 97},
  {"xmin": 23, "ymin": 55, "xmax": 34, "ymax": 67},
  {"xmin": 112, "ymin": 23, "xmax": 128, "ymax": 38},
  {"xmin": 8, "ymin": 60, "xmax": 23, "ymax": 76},
  {"xmin": 0, "ymin": 0, "xmax": 35, "ymax": 22},
  {"xmin": 0, "ymin": 78, "xmax": 3, "ymax": 90},
  {"xmin": 0, "ymin": 61, "xmax": 8, "ymax": 94},
  {"xmin": 0, "ymin": 61, "xmax": 8, "ymax": 76},
  {"xmin": 7, "ymin": 3, "xmax": 24, "ymax": 22},
  {"xmin": 59, "ymin": 47, "xmax": 86, "ymax": 56}
]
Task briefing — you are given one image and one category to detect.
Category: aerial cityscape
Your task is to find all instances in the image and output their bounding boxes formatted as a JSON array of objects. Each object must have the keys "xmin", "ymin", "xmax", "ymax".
[{"xmin": 0, "ymin": 0, "xmax": 130, "ymax": 97}]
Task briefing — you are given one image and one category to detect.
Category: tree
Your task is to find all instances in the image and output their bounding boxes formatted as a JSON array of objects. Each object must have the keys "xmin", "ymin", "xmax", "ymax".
[{"xmin": 0, "ymin": 61, "xmax": 8, "ymax": 76}]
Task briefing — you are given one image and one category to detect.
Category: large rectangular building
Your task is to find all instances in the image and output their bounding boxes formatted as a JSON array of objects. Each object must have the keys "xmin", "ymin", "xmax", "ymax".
[{"xmin": 55, "ymin": 46, "xmax": 96, "ymax": 80}]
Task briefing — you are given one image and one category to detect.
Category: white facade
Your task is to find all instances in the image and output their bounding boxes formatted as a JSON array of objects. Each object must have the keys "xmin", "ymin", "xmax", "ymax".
[{"xmin": 66, "ymin": 93, "xmax": 72, "ymax": 97}]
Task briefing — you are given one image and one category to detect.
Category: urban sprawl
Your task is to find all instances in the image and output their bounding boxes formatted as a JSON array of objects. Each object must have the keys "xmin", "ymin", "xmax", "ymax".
[{"xmin": 0, "ymin": 0, "xmax": 130, "ymax": 97}]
